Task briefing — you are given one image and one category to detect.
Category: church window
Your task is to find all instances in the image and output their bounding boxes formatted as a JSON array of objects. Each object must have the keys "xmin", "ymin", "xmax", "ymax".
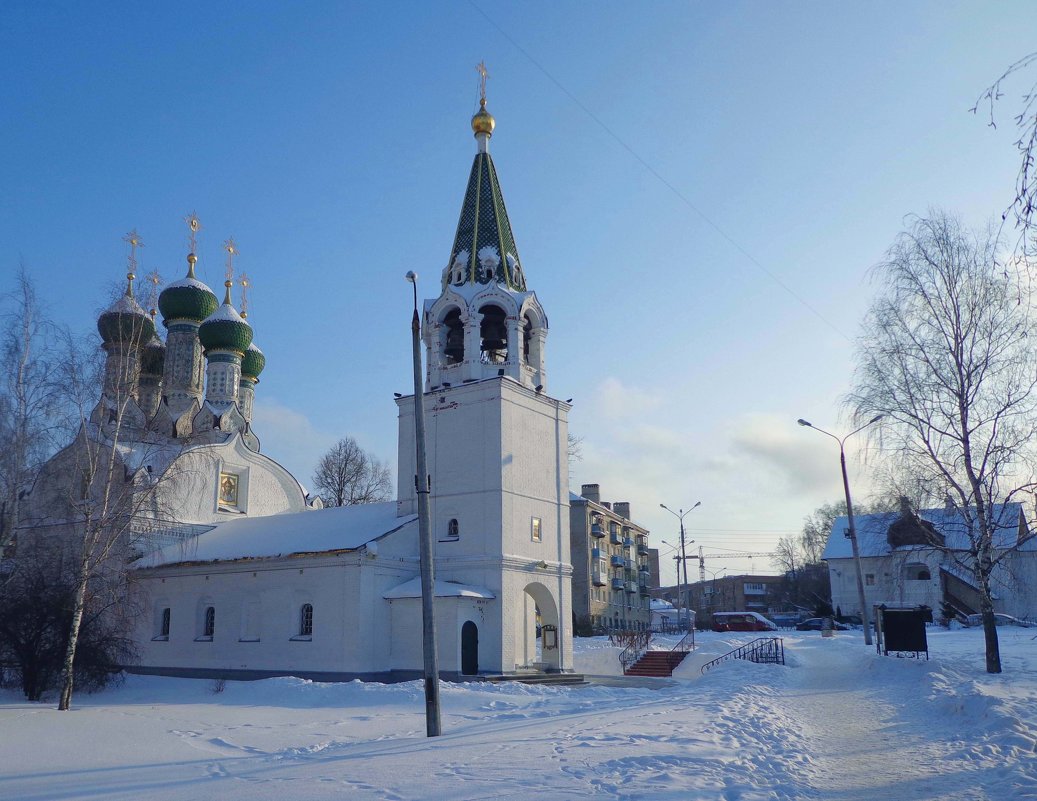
[
  {"xmin": 219, "ymin": 472, "xmax": 239, "ymax": 507},
  {"xmin": 478, "ymin": 304, "xmax": 508, "ymax": 364},
  {"xmin": 300, "ymin": 604, "xmax": 313, "ymax": 637},
  {"xmin": 447, "ymin": 518, "xmax": 460, "ymax": 539},
  {"xmin": 531, "ymin": 517, "xmax": 542, "ymax": 542},
  {"xmin": 443, "ymin": 308, "xmax": 465, "ymax": 365},
  {"xmin": 202, "ymin": 606, "xmax": 215, "ymax": 639},
  {"xmin": 153, "ymin": 607, "xmax": 170, "ymax": 641},
  {"xmin": 904, "ymin": 563, "xmax": 931, "ymax": 581},
  {"xmin": 523, "ymin": 315, "xmax": 533, "ymax": 362},
  {"xmin": 865, "ymin": 573, "xmax": 875, "ymax": 586}
]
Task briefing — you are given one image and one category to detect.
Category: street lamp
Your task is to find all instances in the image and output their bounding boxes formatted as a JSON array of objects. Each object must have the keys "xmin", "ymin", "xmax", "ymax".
[
  {"xmin": 660, "ymin": 539, "xmax": 689, "ymax": 631},
  {"xmin": 406, "ymin": 271, "xmax": 442, "ymax": 736},
  {"xmin": 797, "ymin": 414, "xmax": 883, "ymax": 646},
  {"xmin": 660, "ymin": 502, "xmax": 701, "ymax": 632}
]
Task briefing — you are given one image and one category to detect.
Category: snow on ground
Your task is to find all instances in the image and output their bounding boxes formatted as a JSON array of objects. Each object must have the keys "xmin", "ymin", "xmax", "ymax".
[{"xmin": 2, "ymin": 629, "xmax": 1036, "ymax": 800}]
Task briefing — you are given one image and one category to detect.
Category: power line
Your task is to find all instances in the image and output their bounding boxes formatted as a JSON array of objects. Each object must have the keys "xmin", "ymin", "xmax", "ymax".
[{"xmin": 469, "ymin": 0, "xmax": 852, "ymax": 342}]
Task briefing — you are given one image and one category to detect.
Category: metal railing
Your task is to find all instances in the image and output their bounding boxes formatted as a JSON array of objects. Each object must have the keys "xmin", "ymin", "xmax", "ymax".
[
  {"xmin": 700, "ymin": 637, "xmax": 784, "ymax": 674},
  {"xmin": 672, "ymin": 628, "xmax": 696, "ymax": 654}
]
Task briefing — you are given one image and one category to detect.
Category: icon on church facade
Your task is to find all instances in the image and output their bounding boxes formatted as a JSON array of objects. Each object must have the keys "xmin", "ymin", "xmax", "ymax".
[{"xmin": 219, "ymin": 472, "xmax": 239, "ymax": 507}]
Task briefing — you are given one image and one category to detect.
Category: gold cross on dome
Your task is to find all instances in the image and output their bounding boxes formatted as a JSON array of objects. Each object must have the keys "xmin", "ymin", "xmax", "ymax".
[
  {"xmin": 476, "ymin": 61, "xmax": 489, "ymax": 102},
  {"xmin": 145, "ymin": 269, "xmax": 162, "ymax": 317},
  {"xmin": 122, "ymin": 229, "xmax": 144, "ymax": 275},
  {"xmin": 239, "ymin": 272, "xmax": 251, "ymax": 318},
  {"xmin": 223, "ymin": 237, "xmax": 239, "ymax": 283},
  {"xmin": 184, "ymin": 212, "xmax": 202, "ymax": 252}
]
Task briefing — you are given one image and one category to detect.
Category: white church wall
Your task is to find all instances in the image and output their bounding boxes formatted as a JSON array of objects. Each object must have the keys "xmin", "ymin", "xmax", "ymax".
[
  {"xmin": 135, "ymin": 555, "xmax": 390, "ymax": 677},
  {"xmin": 387, "ymin": 596, "xmax": 492, "ymax": 674}
]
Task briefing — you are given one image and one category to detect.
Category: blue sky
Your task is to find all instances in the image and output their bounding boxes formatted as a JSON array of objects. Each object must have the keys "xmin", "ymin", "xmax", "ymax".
[{"xmin": 3, "ymin": 1, "xmax": 1035, "ymax": 583}]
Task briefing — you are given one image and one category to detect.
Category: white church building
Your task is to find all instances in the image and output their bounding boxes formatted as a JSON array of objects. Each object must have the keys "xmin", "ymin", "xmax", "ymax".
[{"xmin": 127, "ymin": 94, "xmax": 574, "ymax": 680}]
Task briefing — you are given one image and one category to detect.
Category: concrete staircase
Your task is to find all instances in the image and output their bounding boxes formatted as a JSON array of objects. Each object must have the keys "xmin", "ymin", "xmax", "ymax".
[{"xmin": 624, "ymin": 650, "xmax": 689, "ymax": 678}]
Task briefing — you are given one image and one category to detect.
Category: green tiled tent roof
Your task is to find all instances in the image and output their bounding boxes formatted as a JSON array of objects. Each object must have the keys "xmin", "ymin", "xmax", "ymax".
[{"xmin": 445, "ymin": 151, "xmax": 526, "ymax": 292}]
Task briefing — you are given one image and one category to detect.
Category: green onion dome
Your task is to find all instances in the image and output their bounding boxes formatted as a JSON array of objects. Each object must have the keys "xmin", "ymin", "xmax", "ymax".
[
  {"xmin": 198, "ymin": 283, "xmax": 253, "ymax": 355},
  {"xmin": 158, "ymin": 254, "xmax": 219, "ymax": 325},
  {"xmin": 140, "ymin": 334, "xmax": 166, "ymax": 376},
  {"xmin": 241, "ymin": 341, "xmax": 266, "ymax": 380},
  {"xmin": 97, "ymin": 277, "xmax": 155, "ymax": 346}
]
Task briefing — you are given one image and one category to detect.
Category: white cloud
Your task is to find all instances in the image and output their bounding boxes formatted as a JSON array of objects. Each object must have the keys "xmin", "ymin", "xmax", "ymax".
[{"xmin": 250, "ymin": 399, "xmax": 338, "ymax": 492}]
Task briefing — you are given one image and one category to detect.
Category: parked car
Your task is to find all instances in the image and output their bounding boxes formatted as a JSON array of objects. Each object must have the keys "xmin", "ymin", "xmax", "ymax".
[
  {"xmin": 795, "ymin": 617, "xmax": 850, "ymax": 631},
  {"xmin": 711, "ymin": 611, "xmax": 778, "ymax": 632},
  {"xmin": 965, "ymin": 613, "xmax": 1033, "ymax": 628},
  {"xmin": 769, "ymin": 613, "xmax": 807, "ymax": 629}
]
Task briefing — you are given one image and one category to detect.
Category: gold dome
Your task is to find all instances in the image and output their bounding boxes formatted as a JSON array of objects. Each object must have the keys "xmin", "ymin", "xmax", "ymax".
[{"xmin": 471, "ymin": 98, "xmax": 495, "ymax": 137}]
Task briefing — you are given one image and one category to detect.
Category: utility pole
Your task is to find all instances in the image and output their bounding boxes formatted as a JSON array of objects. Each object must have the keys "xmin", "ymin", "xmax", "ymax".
[
  {"xmin": 407, "ymin": 271, "xmax": 441, "ymax": 736},
  {"xmin": 660, "ymin": 502, "xmax": 701, "ymax": 631}
]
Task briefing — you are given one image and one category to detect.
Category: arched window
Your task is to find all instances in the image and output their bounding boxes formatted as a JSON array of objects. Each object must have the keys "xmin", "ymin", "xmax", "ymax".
[
  {"xmin": 160, "ymin": 608, "xmax": 171, "ymax": 638},
  {"xmin": 300, "ymin": 604, "xmax": 313, "ymax": 637},
  {"xmin": 443, "ymin": 308, "xmax": 465, "ymax": 364},
  {"xmin": 523, "ymin": 315, "xmax": 533, "ymax": 362},
  {"xmin": 479, "ymin": 304, "xmax": 508, "ymax": 364},
  {"xmin": 904, "ymin": 563, "xmax": 931, "ymax": 581},
  {"xmin": 203, "ymin": 606, "xmax": 215, "ymax": 638},
  {"xmin": 447, "ymin": 518, "xmax": 460, "ymax": 539}
]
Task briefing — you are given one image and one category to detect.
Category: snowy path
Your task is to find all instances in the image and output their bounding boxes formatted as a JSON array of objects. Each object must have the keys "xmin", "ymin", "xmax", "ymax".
[
  {"xmin": 776, "ymin": 639, "xmax": 984, "ymax": 800},
  {"xmin": 2, "ymin": 631, "xmax": 1036, "ymax": 800}
]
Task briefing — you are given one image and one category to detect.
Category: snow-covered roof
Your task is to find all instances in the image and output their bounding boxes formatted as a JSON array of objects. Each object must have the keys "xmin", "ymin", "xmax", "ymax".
[
  {"xmin": 164, "ymin": 275, "xmax": 214, "ymax": 293},
  {"xmin": 204, "ymin": 300, "xmax": 248, "ymax": 324},
  {"xmin": 383, "ymin": 577, "xmax": 495, "ymax": 600},
  {"xmin": 823, "ymin": 503, "xmax": 1031, "ymax": 560},
  {"xmin": 136, "ymin": 502, "xmax": 416, "ymax": 567}
]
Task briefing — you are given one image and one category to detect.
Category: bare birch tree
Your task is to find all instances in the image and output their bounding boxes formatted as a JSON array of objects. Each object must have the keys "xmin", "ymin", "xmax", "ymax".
[
  {"xmin": 23, "ymin": 295, "xmax": 182, "ymax": 709},
  {"xmin": 0, "ymin": 268, "xmax": 62, "ymax": 552},
  {"xmin": 849, "ymin": 211, "xmax": 1037, "ymax": 673},
  {"xmin": 973, "ymin": 52, "xmax": 1037, "ymax": 257},
  {"xmin": 312, "ymin": 437, "xmax": 393, "ymax": 507}
]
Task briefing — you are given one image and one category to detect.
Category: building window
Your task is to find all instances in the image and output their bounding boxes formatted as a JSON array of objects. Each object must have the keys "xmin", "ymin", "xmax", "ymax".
[
  {"xmin": 300, "ymin": 603, "xmax": 313, "ymax": 637},
  {"xmin": 201, "ymin": 606, "xmax": 215, "ymax": 640},
  {"xmin": 153, "ymin": 607, "xmax": 170, "ymax": 641},
  {"xmin": 531, "ymin": 517, "xmax": 542, "ymax": 542},
  {"xmin": 904, "ymin": 563, "xmax": 931, "ymax": 581},
  {"xmin": 447, "ymin": 518, "xmax": 459, "ymax": 539},
  {"xmin": 219, "ymin": 472, "xmax": 239, "ymax": 507},
  {"xmin": 865, "ymin": 573, "xmax": 875, "ymax": 586}
]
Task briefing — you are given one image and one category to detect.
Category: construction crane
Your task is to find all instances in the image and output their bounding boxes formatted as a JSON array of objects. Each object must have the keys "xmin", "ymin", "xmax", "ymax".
[{"xmin": 692, "ymin": 545, "xmax": 775, "ymax": 582}]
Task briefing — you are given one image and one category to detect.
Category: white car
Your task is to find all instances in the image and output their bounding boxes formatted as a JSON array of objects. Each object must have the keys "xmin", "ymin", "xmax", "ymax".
[{"xmin": 965, "ymin": 613, "xmax": 1032, "ymax": 628}]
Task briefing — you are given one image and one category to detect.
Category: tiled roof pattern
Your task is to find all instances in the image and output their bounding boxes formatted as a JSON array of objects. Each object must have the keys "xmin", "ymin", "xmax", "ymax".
[{"xmin": 446, "ymin": 152, "xmax": 526, "ymax": 292}]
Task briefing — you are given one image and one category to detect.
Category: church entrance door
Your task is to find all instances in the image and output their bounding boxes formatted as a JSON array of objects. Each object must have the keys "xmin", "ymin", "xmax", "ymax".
[{"xmin": 461, "ymin": 620, "xmax": 479, "ymax": 675}]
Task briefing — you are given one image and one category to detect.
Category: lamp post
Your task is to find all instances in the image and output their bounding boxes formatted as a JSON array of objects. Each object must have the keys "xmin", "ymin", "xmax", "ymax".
[
  {"xmin": 660, "ymin": 502, "xmax": 701, "ymax": 632},
  {"xmin": 660, "ymin": 539, "xmax": 686, "ymax": 632},
  {"xmin": 797, "ymin": 415, "xmax": 883, "ymax": 646},
  {"xmin": 406, "ymin": 271, "xmax": 441, "ymax": 736}
]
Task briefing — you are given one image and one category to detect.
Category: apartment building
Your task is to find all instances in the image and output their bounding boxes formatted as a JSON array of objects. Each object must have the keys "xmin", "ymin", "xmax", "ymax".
[{"xmin": 569, "ymin": 484, "xmax": 652, "ymax": 633}]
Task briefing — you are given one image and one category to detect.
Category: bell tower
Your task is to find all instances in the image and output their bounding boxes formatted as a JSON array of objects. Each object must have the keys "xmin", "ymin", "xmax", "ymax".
[{"xmin": 396, "ymin": 76, "xmax": 572, "ymax": 675}]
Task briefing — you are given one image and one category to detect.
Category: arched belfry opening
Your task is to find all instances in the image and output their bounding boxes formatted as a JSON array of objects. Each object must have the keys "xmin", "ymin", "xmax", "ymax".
[
  {"xmin": 442, "ymin": 308, "xmax": 465, "ymax": 365},
  {"xmin": 522, "ymin": 314, "xmax": 533, "ymax": 362},
  {"xmin": 479, "ymin": 304, "xmax": 508, "ymax": 364}
]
